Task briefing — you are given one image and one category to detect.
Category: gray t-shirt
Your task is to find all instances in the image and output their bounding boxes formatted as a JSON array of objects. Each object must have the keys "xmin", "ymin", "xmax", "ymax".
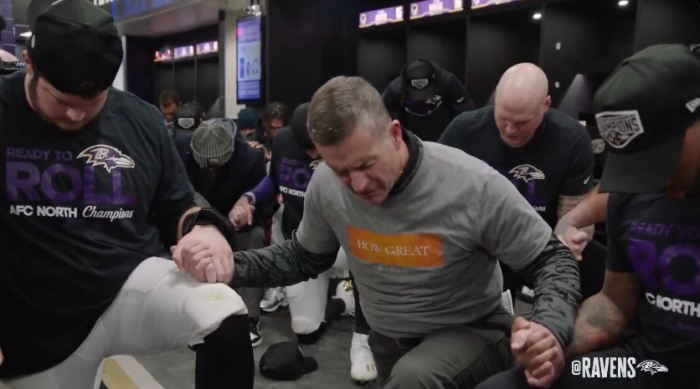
[{"xmin": 297, "ymin": 142, "xmax": 551, "ymax": 337}]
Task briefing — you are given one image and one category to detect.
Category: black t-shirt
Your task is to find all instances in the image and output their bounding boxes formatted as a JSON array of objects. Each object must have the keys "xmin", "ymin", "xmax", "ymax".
[
  {"xmin": 0, "ymin": 71, "xmax": 194, "ymax": 377},
  {"xmin": 175, "ymin": 131, "xmax": 267, "ymax": 227},
  {"xmin": 269, "ymin": 127, "xmax": 321, "ymax": 240},
  {"xmin": 439, "ymin": 106, "xmax": 594, "ymax": 228},
  {"xmin": 607, "ymin": 193, "xmax": 700, "ymax": 386},
  {"xmin": 382, "ymin": 63, "xmax": 475, "ymax": 142}
]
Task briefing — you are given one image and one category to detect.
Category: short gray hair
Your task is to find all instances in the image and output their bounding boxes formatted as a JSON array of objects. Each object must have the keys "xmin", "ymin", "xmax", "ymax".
[{"xmin": 307, "ymin": 76, "xmax": 392, "ymax": 146}]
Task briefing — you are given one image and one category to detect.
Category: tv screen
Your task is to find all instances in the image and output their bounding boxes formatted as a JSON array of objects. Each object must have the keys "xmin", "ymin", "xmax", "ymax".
[
  {"xmin": 236, "ymin": 16, "xmax": 263, "ymax": 102},
  {"xmin": 471, "ymin": 0, "xmax": 523, "ymax": 10}
]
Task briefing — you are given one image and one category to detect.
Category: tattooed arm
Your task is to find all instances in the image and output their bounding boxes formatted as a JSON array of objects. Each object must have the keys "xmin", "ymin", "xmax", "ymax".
[
  {"xmin": 566, "ymin": 270, "xmax": 643, "ymax": 356},
  {"xmin": 556, "ymin": 185, "xmax": 608, "ymax": 240}
]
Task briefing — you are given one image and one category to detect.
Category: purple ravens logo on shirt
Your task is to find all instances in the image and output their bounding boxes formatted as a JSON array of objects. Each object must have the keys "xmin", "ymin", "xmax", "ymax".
[
  {"xmin": 78, "ymin": 144, "xmax": 136, "ymax": 173},
  {"xmin": 509, "ymin": 164, "xmax": 545, "ymax": 183}
]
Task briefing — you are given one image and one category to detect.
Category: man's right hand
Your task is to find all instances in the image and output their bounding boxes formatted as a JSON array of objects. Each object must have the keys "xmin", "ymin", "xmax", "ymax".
[
  {"xmin": 248, "ymin": 141, "xmax": 271, "ymax": 160},
  {"xmin": 554, "ymin": 224, "xmax": 588, "ymax": 261},
  {"xmin": 511, "ymin": 317, "xmax": 565, "ymax": 388},
  {"xmin": 229, "ymin": 197, "xmax": 255, "ymax": 230}
]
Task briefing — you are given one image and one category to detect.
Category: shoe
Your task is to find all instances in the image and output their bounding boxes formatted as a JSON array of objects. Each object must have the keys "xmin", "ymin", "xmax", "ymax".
[
  {"xmin": 333, "ymin": 279, "xmax": 355, "ymax": 316},
  {"xmin": 260, "ymin": 287, "xmax": 288, "ymax": 313},
  {"xmin": 249, "ymin": 318, "xmax": 262, "ymax": 348},
  {"xmin": 350, "ymin": 333, "xmax": 377, "ymax": 385}
]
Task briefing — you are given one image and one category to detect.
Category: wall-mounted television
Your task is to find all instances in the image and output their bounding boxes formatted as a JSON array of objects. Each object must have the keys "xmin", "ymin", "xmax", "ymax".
[
  {"xmin": 154, "ymin": 48, "xmax": 173, "ymax": 62},
  {"xmin": 196, "ymin": 41, "xmax": 218, "ymax": 55},
  {"xmin": 410, "ymin": 0, "xmax": 464, "ymax": 19},
  {"xmin": 173, "ymin": 45, "xmax": 195, "ymax": 60},
  {"xmin": 236, "ymin": 15, "xmax": 263, "ymax": 103},
  {"xmin": 359, "ymin": 5, "xmax": 404, "ymax": 28},
  {"xmin": 471, "ymin": 0, "xmax": 523, "ymax": 10}
]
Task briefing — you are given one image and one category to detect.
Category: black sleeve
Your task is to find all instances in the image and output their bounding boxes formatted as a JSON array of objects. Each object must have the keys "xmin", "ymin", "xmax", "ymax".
[
  {"xmin": 149, "ymin": 110, "xmax": 197, "ymax": 245},
  {"xmin": 230, "ymin": 231, "xmax": 338, "ymax": 288},
  {"xmin": 605, "ymin": 194, "xmax": 635, "ymax": 273},
  {"xmin": 561, "ymin": 127, "xmax": 595, "ymax": 196},
  {"xmin": 446, "ymin": 73, "xmax": 475, "ymax": 114},
  {"xmin": 382, "ymin": 82, "xmax": 403, "ymax": 120},
  {"xmin": 520, "ymin": 234, "xmax": 582, "ymax": 349}
]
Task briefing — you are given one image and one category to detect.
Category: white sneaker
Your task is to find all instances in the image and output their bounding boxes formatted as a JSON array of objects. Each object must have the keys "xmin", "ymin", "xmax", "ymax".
[
  {"xmin": 350, "ymin": 333, "xmax": 377, "ymax": 385},
  {"xmin": 260, "ymin": 287, "xmax": 288, "ymax": 313},
  {"xmin": 249, "ymin": 319, "xmax": 262, "ymax": 348},
  {"xmin": 333, "ymin": 280, "xmax": 355, "ymax": 316}
]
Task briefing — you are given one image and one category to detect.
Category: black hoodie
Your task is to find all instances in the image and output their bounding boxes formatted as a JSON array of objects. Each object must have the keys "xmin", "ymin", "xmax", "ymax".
[{"xmin": 382, "ymin": 60, "xmax": 474, "ymax": 142}]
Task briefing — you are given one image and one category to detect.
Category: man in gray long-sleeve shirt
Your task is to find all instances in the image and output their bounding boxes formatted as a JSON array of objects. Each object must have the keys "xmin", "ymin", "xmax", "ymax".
[{"xmin": 182, "ymin": 76, "xmax": 581, "ymax": 389}]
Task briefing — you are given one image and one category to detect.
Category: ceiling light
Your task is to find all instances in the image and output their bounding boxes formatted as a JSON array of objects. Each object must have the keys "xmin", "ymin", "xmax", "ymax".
[
  {"xmin": 618, "ymin": 0, "xmax": 629, "ymax": 6},
  {"xmin": 532, "ymin": 12, "xmax": 542, "ymax": 20}
]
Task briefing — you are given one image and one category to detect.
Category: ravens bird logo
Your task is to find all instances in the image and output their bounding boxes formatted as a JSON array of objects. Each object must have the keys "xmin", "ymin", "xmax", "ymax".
[
  {"xmin": 509, "ymin": 164, "xmax": 545, "ymax": 183},
  {"xmin": 636, "ymin": 360, "xmax": 668, "ymax": 375},
  {"xmin": 309, "ymin": 159, "xmax": 323, "ymax": 171},
  {"xmin": 78, "ymin": 144, "xmax": 136, "ymax": 173}
]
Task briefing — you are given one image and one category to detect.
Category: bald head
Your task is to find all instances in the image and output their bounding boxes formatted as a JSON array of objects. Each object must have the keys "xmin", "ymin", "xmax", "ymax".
[
  {"xmin": 0, "ymin": 49, "xmax": 18, "ymax": 62},
  {"xmin": 495, "ymin": 63, "xmax": 549, "ymax": 111},
  {"xmin": 493, "ymin": 63, "xmax": 551, "ymax": 148}
]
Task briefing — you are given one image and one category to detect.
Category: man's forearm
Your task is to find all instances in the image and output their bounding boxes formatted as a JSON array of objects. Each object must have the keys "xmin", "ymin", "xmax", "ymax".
[
  {"xmin": 566, "ymin": 293, "xmax": 632, "ymax": 357},
  {"xmin": 231, "ymin": 232, "xmax": 337, "ymax": 288},
  {"xmin": 522, "ymin": 234, "xmax": 582, "ymax": 349}
]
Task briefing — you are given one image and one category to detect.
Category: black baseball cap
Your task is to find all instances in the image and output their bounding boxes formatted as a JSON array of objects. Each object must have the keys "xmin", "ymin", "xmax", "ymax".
[
  {"xmin": 259, "ymin": 342, "xmax": 318, "ymax": 381},
  {"xmin": 174, "ymin": 102, "xmax": 205, "ymax": 132},
  {"xmin": 592, "ymin": 44, "xmax": 700, "ymax": 194},
  {"xmin": 402, "ymin": 59, "xmax": 437, "ymax": 102},
  {"xmin": 27, "ymin": 0, "xmax": 123, "ymax": 96}
]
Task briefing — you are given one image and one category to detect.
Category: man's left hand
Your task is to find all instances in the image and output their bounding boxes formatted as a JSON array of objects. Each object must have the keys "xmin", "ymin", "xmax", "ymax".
[
  {"xmin": 171, "ymin": 225, "xmax": 234, "ymax": 284},
  {"xmin": 511, "ymin": 316, "xmax": 565, "ymax": 388}
]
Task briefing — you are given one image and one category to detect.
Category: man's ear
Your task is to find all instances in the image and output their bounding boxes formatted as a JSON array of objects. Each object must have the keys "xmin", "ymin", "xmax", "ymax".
[{"xmin": 22, "ymin": 50, "xmax": 35, "ymax": 77}]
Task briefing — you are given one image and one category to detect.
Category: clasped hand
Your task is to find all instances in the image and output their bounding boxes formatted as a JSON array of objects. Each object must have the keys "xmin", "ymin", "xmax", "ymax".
[
  {"xmin": 229, "ymin": 197, "xmax": 255, "ymax": 231},
  {"xmin": 511, "ymin": 317, "xmax": 565, "ymax": 388},
  {"xmin": 554, "ymin": 225, "xmax": 588, "ymax": 261},
  {"xmin": 171, "ymin": 225, "xmax": 234, "ymax": 284}
]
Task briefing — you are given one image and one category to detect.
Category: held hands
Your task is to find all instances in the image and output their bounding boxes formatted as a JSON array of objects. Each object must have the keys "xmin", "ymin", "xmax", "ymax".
[
  {"xmin": 229, "ymin": 197, "xmax": 255, "ymax": 230},
  {"xmin": 554, "ymin": 225, "xmax": 588, "ymax": 261},
  {"xmin": 171, "ymin": 225, "xmax": 234, "ymax": 284},
  {"xmin": 511, "ymin": 317, "xmax": 565, "ymax": 388}
]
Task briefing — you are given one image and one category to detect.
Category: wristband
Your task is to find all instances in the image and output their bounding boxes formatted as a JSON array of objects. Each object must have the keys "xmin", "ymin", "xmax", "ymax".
[{"xmin": 182, "ymin": 208, "xmax": 235, "ymax": 243}]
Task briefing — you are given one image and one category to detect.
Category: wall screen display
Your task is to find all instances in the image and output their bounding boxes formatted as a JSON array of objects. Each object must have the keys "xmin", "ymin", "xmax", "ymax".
[
  {"xmin": 410, "ymin": 0, "xmax": 463, "ymax": 19},
  {"xmin": 359, "ymin": 6, "xmax": 404, "ymax": 28},
  {"xmin": 196, "ymin": 41, "xmax": 218, "ymax": 55},
  {"xmin": 236, "ymin": 16, "xmax": 263, "ymax": 101},
  {"xmin": 174, "ymin": 45, "xmax": 195, "ymax": 59},
  {"xmin": 471, "ymin": 0, "xmax": 523, "ymax": 9},
  {"xmin": 154, "ymin": 48, "xmax": 173, "ymax": 62}
]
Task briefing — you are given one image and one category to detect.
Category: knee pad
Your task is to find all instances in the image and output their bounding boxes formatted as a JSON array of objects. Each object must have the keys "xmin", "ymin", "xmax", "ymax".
[
  {"xmin": 204, "ymin": 314, "xmax": 250, "ymax": 346},
  {"xmin": 295, "ymin": 322, "xmax": 327, "ymax": 345},
  {"xmin": 184, "ymin": 283, "xmax": 248, "ymax": 340}
]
